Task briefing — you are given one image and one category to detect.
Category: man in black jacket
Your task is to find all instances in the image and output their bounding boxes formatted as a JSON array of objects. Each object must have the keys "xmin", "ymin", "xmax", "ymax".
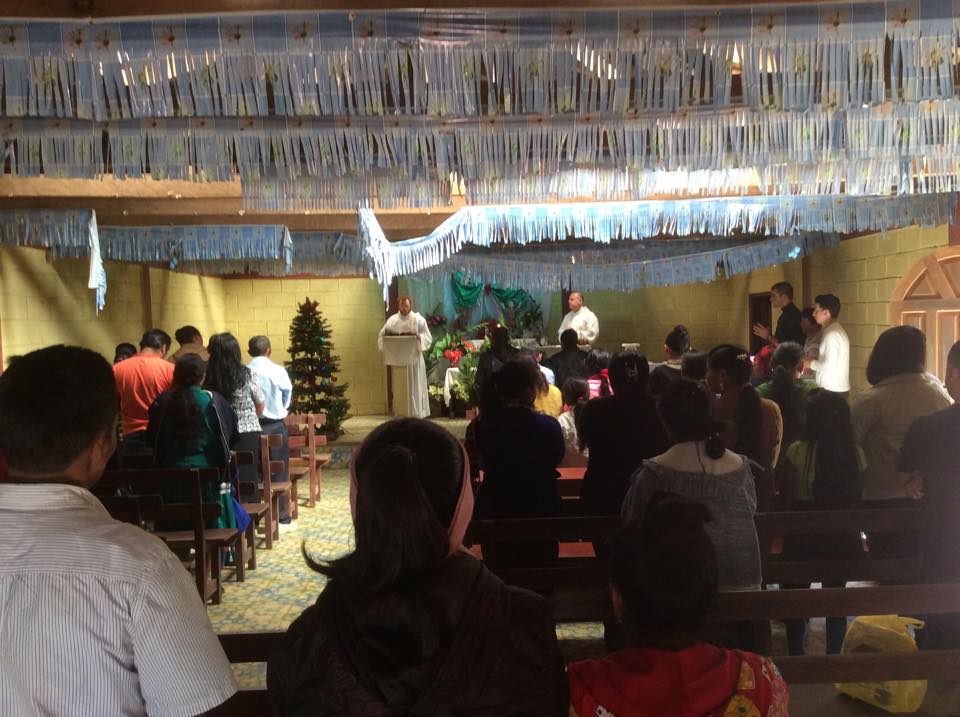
[
  {"xmin": 545, "ymin": 329, "xmax": 589, "ymax": 389},
  {"xmin": 752, "ymin": 281, "xmax": 804, "ymax": 347}
]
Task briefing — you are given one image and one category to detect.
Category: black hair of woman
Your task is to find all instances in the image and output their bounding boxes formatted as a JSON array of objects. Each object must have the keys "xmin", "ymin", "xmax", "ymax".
[
  {"xmin": 204, "ymin": 332, "xmax": 250, "ymax": 398},
  {"xmin": 304, "ymin": 418, "xmax": 463, "ymax": 597},
  {"xmin": 707, "ymin": 344, "xmax": 763, "ymax": 464},
  {"xmin": 656, "ymin": 378, "xmax": 726, "ymax": 460},
  {"xmin": 612, "ymin": 492, "xmax": 718, "ymax": 647}
]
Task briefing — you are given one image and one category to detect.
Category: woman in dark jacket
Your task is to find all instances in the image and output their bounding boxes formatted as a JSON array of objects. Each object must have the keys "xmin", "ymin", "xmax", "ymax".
[
  {"xmin": 267, "ymin": 418, "xmax": 568, "ymax": 716},
  {"xmin": 475, "ymin": 357, "xmax": 565, "ymax": 520},
  {"xmin": 146, "ymin": 353, "xmax": 239, "ymax": 528},
  {"xmin": 579, "ymin": 351, "xmax": 667, "ymax": 515}
]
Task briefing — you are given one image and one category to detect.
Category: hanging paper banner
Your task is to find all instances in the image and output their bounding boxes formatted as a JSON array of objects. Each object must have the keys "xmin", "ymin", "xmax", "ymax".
[
  {"xmin": 6, "ymin": 100, "xmax": 960, "ymax": 206},
  {"xmin": 0, "ymin": 209, "xmax": 106, "ymax": 311},
  {"xmin": 0, "ymin": 4, "xmax": 956, "ymax": 121},
  {"xmin": 99, "ymin": 224, "xmax": 293, "ymax": 272},
  {"xmin": 417, "ymin": 234, "xmax": 840, "ymax": 293},
  {"xmin": 182, "ymin": 231, "xmax": 369, "ymax": 277},
  {"xmin": 358, "ymin": 194, "xmax": 958, "ymax": 298}
]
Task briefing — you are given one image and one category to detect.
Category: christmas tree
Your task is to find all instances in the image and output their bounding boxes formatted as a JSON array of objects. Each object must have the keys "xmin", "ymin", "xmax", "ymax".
[{"xmin": 286, "ymin": 297, "xmax": 350, "ymax": 437}]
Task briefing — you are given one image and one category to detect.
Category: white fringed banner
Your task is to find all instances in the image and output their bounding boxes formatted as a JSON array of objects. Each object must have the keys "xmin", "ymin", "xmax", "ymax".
[
  {"xmin": 0, "ymin": 5, "xmax": 957, "ymax": 120},
  {"xmin": 358, "ymin": 194, "xmax": 957, "ymax": 298},
  {"xmin": 8, "ymin": 101, "xmax": 960, "ymax": 205},
  {"xmin": 418, "ymin": 234, "xmax": 841, "ymax": 293},
  {"xmin": 179, "ymin": 231, "xmax": 368, "ymax": 276},
  {"xmin": 0, "ymin": 209, "xmax": 105, "ymax": 311}
]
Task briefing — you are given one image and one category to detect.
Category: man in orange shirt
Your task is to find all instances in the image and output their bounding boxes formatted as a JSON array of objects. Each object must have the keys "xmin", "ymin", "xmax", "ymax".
[{"xmin": 113, "ymin": 329, "xmax": 175, "ymax": 450}]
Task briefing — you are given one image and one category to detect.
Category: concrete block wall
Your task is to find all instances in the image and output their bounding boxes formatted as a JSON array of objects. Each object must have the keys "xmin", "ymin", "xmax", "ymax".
[
  {"xmin": 806, "ymin": 225, "xmax": 949, "ymax": 394},
  {"xmin": 548, "ymin": 259, "xmax": 804, "ymax": 361},
  {"xmin": 0, "ymin": 246, "xmax": 146, "ymax": 366},
  {"xmin": 149, "ymin": 268, "xmax": 226, "ymax": 344},
  {"xmin": 222, "ymin": 276, "xmax": 388, "ymax": 416}
]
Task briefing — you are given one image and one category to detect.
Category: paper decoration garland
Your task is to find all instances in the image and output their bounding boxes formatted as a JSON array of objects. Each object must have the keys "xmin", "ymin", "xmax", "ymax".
[{"xmin": 357, "ymin": 194, "xmax": 957, "ymax": 298}]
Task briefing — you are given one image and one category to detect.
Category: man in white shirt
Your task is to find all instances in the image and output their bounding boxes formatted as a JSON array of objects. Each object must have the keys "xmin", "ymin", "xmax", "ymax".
[
  {"xmin": 557, "ymin": 292, "xmax": 599, "ymax": 345},
  {"xmin": 0, "ymin": 345, "xmax": 237, "ymax": 716},
  {"xmin": 806, "ymin": 293, "xmax": 850, "ymax": 397},
  {"xmin": 248, "ymin": 335, "xmax": 294, "ymax": 520},
  {"xmin": 378, "ymin": 296, "xmax": 432, "ymax": 418}
]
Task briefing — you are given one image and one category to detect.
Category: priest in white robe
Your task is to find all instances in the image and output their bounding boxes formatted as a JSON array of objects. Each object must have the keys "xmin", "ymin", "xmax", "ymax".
[
  {"xmin": 378, "ymin": 296, "xmax": 433, "ymax": 418},
  {"xmin": 557, "ymin": 292, "xmax": 599, "ymax": 345}
]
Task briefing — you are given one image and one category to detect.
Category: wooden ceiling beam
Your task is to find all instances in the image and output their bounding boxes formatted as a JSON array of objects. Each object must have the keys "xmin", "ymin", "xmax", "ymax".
[{"xmin": 0, "ymin": 0, "xmax": 845, "ymax": 18}]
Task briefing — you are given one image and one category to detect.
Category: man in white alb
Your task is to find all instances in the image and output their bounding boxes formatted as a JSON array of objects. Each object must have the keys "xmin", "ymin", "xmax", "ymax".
[
  {"xmin": 378, "ymin": 295, "xmax": 433, "ymax": 418},
  {"xmin": 557, "ymin": 291, "xmax": 599, "ymax": 345},
  {"xmin": 806, "ymin": 293, "xmax": 850, "ymax": 398}
]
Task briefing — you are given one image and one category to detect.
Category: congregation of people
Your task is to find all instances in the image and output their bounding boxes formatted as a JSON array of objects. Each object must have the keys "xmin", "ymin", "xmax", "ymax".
[{"xmin": 4, "ymin": 279, "xmax": 960, "ymax": 716}]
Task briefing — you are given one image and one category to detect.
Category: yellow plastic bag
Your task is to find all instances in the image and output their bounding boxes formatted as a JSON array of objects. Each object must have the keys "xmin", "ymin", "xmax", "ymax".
[{"xmin": 835, "ymin": 615, "xmax": 927, "ymax": 714}]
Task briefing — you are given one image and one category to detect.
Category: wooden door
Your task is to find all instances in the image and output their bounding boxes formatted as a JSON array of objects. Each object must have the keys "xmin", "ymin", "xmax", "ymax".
[
  {"xmin": 890, "ymin": 247, "xmax": 960, "ymax": 379},
  {"xmin": 748, "ymin": 293, "xmax": 773, "ymax": 355}
]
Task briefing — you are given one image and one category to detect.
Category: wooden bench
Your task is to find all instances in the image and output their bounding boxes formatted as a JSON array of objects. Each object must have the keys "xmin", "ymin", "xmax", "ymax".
[
  {"xmin": 259, "ymin": 433, "xmax": 291, "ymax": 547},
  {"xmin": 286, "ymin": 412, "xmax": 331, "ymax": 509},
  {"xmin": 234, "ymin": 450, "xmax": 269, "ymax": 567},
  {"xmin": 757, "ymin": 507, "xmax": 927, "ymax": 584},
  {"xmin": 96, "ymin": 468, "xmax": 242, "ymax": 603},
  {"xmin": 206, "ymin": 582, "xmax": 960, "ymax": 716}
]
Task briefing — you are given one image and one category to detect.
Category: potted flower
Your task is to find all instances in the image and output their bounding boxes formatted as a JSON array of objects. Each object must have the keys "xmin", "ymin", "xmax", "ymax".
[{"xmin": 427, "ymin": 384, "xmax": 446, "ymax": 418}]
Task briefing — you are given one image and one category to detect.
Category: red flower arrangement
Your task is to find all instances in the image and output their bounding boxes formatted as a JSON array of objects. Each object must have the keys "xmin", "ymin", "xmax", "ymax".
[{"xmin": 443, "ymin": 342, "xmax": 476, "ymax": 368}]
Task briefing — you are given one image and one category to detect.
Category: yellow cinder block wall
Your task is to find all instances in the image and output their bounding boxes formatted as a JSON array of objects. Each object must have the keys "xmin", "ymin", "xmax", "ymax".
[
  {"xmin": 222, "ymin": 276, "xmax": 388, "ymax": 416},
  {"xmin": 149, "ymin": 267, "xmax": 226, "ymax": 344},
  {"xmin": 3, "ymin": 226, "xmax": 951, "ymax": 403},
  {"xmin": 0, "ymin": 246, "xmax": 146, "ymax": 367},
  {"xmin": 548, "ymin": 260, "xmax": 804, "ymax": 360},
  {"xmin": 806, "ymin": 225, "xmax": 948, "ymax": 394}
]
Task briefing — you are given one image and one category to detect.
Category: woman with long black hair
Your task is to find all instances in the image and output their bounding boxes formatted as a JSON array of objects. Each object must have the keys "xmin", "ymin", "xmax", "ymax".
[
  {"xmin": 707, "ymin": 344, "xmax": 783, "ymax": 475},
  {"xmin": 268, "ymin": 418, "xmax": 568, "ymax": 715},
  {"xmin": 146, "ymin": 353, "xmax": 239, "ymax": 528},
  {"xmin": 757, "ymin": 341, "xmax": 818, "ymax": 468},
  {"xmin": 204, "ymin": 332, "xmax": 265, "ymax": 495},
  {"xmin": 780, "ymin": 390, "xmax": 865, "ymax": 654}
]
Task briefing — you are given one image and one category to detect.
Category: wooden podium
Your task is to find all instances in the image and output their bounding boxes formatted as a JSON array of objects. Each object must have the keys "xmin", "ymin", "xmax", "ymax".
[{"xmin": 381, "ymin": 335, "xmax": 421, "ymax": 417}]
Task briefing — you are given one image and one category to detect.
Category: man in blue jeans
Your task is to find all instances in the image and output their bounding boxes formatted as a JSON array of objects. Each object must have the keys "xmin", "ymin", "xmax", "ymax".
[{"xmin": 248, "ymin": 335, "xmax": 294, "ymax": 522}]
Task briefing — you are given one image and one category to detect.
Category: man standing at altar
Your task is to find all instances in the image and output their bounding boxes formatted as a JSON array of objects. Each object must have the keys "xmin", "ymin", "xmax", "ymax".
[
  {"xmin": 378, "ymin": 296, "xmax": 433, "ymax": 418},
  {"xmin": 558, "ymin": 292, "xmax": 599, "ymax": 346}
]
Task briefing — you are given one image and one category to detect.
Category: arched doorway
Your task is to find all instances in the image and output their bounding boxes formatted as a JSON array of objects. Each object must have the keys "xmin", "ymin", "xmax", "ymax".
[{"xmin": 890, "ymin": 247, "xmax": 960, "ymax": 378}]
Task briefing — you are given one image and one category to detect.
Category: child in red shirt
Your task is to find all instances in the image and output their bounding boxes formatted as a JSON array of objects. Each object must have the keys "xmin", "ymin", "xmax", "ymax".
[{"xmin": 568, "ymin": 493, "xmax": 789, "ymax": 717}]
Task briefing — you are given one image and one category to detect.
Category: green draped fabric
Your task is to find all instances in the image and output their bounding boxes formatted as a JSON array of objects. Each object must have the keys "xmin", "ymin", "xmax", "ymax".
[{"xmin": 451, "ymin": 270, "xmax": 534, "ymax": 313}]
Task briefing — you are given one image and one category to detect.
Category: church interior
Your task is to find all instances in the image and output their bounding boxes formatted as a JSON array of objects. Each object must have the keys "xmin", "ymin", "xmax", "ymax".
[{"xmin": 3, "ymin": 0, "xmax": 960, "ymax": 714}]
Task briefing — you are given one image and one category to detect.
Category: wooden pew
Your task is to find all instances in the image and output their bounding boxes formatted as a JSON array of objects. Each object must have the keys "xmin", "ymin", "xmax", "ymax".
[
  {"xmin": 96, "ymin": 468, "xmax": 242, "ymax": 603},
  {"xmin": 208, "ymin": 583, "xmax": 960, "ymax": 716},
  {"xmin": 756, "ymin": 507, "xmax": 927, "ymax": 584},
  {"xmin": 286, "ymin": 412, "xmax": 331, "ymax": 508},
  {"xmin": 206, "ymin": 506, "xmax": 958, "ymax": 714}
]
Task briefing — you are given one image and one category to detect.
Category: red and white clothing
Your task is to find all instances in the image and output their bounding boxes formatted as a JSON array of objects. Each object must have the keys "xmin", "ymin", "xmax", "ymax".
[{"xmin": 569, "ymin": 643, "xmax": 789, "ymax": 717}]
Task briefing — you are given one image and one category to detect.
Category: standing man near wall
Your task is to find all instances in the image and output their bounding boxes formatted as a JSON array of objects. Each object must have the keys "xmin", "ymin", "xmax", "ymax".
[
  {"xmin": 558, "ymin": 292, "xmax": 599, "ymax": 346},
  {"xmin": 806, "ymin": 294, "xmax": 850, "ymax": 398},
  {"xmin": 248, "ymin": 335, "xmax": 293, "ymax": 522},
  {"xmin": 168, "ymin": 325, "xmax": 209, "ymax": 364},
  {"xmin": 378, "ymin": 296, "xmax": 432, "ymax": 419},
  {"xmin": 113, "ymin": 329, "xmax": 174, "ymax": 452},
  {"xmin": 752, "ymin": 282, "xmax": 805, "ymax": 347}
]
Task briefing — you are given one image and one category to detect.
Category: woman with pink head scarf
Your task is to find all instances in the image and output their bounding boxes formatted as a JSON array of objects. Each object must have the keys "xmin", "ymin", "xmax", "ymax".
[{"xmin": 268, "ymin": 418, "xmax": 568, "ymax": 716}]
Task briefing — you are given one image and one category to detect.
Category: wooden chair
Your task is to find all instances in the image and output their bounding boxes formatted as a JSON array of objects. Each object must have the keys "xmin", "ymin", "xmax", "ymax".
[
  {"xmin": 286, "ymin": 412, "xmax": 331, "ymax": 509},
  {"xmin": 96, "ymin": 468, "xmax": 243, "ymax": 603},
  {"xmin": 259, "ymin": 433, "xmax": 292, "ymax": 547},
  {"xmin": 234, "ymin": 450, "xmax": 269, "ymax": 567}
]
